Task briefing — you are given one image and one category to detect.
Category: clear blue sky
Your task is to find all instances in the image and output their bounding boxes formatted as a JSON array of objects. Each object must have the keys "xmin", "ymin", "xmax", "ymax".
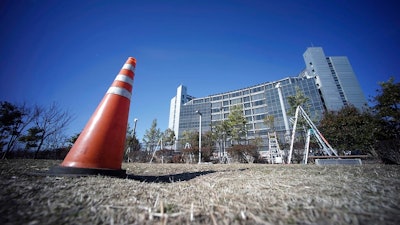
[{"xmin": 1, "ymin": 0, "xmax": 399, "ymax": 141}]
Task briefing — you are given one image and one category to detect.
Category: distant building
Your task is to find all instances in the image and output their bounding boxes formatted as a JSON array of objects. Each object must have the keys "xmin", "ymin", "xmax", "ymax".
[
  {"xmin": 169, "ymin": 47, "xmax": 367, "ymax": 150},
  {"xmin": 168, "ymin": 85, "xmax": 195, "ymax": 141},
  {"xmin": 303, "ymin": 47, "xmax": 366, "ymax": 110}
]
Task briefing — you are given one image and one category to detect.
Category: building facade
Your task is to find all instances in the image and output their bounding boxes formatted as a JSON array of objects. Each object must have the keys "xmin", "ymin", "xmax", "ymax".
[
  {"xmin": 303, "ymin": 47, "xmax": 366, "ymax": 110},
  {"xmin": 169, "ymin": 47, "xmax": 367, "ymax": 150}
]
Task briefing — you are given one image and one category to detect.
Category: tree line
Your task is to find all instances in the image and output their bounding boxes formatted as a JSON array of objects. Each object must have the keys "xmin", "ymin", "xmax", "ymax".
[
  {"xmin": 319, "ymin": 77, "xmax": 399, "ymax": 164},
  {"xmin": 0, "ymin": 102, "xmax": 73, "ymax": 159}
]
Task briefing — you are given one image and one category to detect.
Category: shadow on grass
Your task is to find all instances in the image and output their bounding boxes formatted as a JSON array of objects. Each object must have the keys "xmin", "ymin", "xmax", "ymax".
[
  {"xmin": 40, "ymin": 165, "xmax": 248, "ymax": 182},
  {"xmin": 127, "ymin": 170, "xmax": 216, "ymax": 183}
]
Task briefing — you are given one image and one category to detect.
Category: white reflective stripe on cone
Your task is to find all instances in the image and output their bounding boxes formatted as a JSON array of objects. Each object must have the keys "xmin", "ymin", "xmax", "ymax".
[
  {"xmin": 122, "ymin": 64, "xmax": 135, "ymax": 73},
  {"xmin": 115, "ymin": 74, "xmax": 134, "ymax": 86},
  {"xmin": 106, "ymin": 86, "xmax": 132, "ymax": 100}
]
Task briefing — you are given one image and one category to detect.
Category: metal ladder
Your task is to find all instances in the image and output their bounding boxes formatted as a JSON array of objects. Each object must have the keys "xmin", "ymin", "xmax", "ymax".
[{"xmin": 268, "ymin": 132, "xmax": 283, "ymax": 164}]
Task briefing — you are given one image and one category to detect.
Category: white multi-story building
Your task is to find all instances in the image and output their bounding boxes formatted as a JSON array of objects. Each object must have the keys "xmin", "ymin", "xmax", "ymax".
[{"xmin": 169, "ymin": 47, "xmax": 367, "ymax": 150}]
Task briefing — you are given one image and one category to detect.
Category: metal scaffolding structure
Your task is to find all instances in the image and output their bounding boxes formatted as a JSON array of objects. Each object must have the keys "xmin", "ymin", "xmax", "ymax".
[{"xmin": 287, "ymin": 106, "xmax": 338, "ymax": 164}]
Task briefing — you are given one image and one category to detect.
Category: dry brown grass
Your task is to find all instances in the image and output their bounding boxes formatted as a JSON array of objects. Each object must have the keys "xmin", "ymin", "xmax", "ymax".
[{"xmin": 0, "ymin": 159, "xmax": 399, "ymax": 225}]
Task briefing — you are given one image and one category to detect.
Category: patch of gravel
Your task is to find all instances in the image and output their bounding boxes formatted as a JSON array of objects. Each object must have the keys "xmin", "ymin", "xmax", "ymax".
[{"xmin": 0, "ymin": 159, "xmax": 399, "ymax": 225}]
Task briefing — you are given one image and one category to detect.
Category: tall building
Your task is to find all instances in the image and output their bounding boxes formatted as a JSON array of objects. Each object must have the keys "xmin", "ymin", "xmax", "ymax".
[
  {"xmin": 169, "ymin": 85, "xmax": 194, "ymax": 140},
  {"xmin": 169, "ymin": 47, "xmax": 367, "ymax": 150},
  {"xmin": 303, "ymin": 47, "xmax": 367, "ymax": 110}
]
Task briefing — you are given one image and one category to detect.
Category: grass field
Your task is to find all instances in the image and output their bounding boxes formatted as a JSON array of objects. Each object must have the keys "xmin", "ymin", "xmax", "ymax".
[{"xmin": 0, "ymin": 159, "xmax": 399, "ymax": 225}]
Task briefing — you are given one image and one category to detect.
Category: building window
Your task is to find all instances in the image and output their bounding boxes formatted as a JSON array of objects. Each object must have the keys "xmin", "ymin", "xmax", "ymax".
[
  {"xmin": 230, "ymin": 98, "xmax": 242, "ymax": 105},
  {"xmin": 251, "ymin": 86, "xmax": 264, "ymax": 93},
  {"xmin": 230, "ymin": 92, "xmax": 241, "ymax": 98},
  {"xmin": 212, "ymin": 96, "xmax": 222, "ymax": 101},
  {"xmin": 253, "ymin": 100, "xmax": 266, "ymax": 106},
  {"xmin": 252, "ymin": 93, "xmax": 264, "ymax": 101}
]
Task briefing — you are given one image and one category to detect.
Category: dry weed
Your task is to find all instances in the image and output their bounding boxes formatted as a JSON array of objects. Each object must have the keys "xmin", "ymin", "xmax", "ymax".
[{"xmin": 0, "ymin": 160, "xmax": 399, "ymax": 225}]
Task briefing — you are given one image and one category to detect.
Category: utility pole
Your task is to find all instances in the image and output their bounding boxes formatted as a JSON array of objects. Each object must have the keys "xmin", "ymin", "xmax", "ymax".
[{"xmin": 196, "ymin": 110, "xmax": 202, "ymax": 164}]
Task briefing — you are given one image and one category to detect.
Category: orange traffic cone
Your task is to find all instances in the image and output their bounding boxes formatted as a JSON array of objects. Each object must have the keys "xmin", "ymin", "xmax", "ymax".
[{"xmin": 49, "ymin": 57, "xmax": 136, "ymax": 178}]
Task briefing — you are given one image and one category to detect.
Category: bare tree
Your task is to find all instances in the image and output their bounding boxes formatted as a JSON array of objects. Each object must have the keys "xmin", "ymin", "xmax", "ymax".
[
  {"xmin": 30, "ymin": 102, "xmax": 73, "ymax": 158},
  {"xmin": 0, "ymin": 101, "xmax": 34, "ymax": 159}
]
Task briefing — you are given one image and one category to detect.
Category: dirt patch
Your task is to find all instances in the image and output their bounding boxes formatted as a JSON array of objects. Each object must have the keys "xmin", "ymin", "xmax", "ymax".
[{"xmin": 1, "ymin": 159, "xmax": 399, "ymax": 224}]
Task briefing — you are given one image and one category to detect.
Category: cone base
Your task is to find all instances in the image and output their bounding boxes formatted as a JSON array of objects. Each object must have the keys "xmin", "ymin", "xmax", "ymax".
[{"xmin": 48, "ymin": 166, "xmax": 127, "ymax": 178}]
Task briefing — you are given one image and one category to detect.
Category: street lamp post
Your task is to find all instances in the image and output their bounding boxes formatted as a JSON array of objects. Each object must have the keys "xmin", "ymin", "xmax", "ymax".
[
  {"xmin": 133, "ymin": 118, "xmax": 138, "ymax": 137},
  {"xmin": 219, "ymin": 107, "xmax": 223, "ymax": 159},
  {"xmin": 196, "ymin": 110, "xmax": 202, "ymax": 164}
]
